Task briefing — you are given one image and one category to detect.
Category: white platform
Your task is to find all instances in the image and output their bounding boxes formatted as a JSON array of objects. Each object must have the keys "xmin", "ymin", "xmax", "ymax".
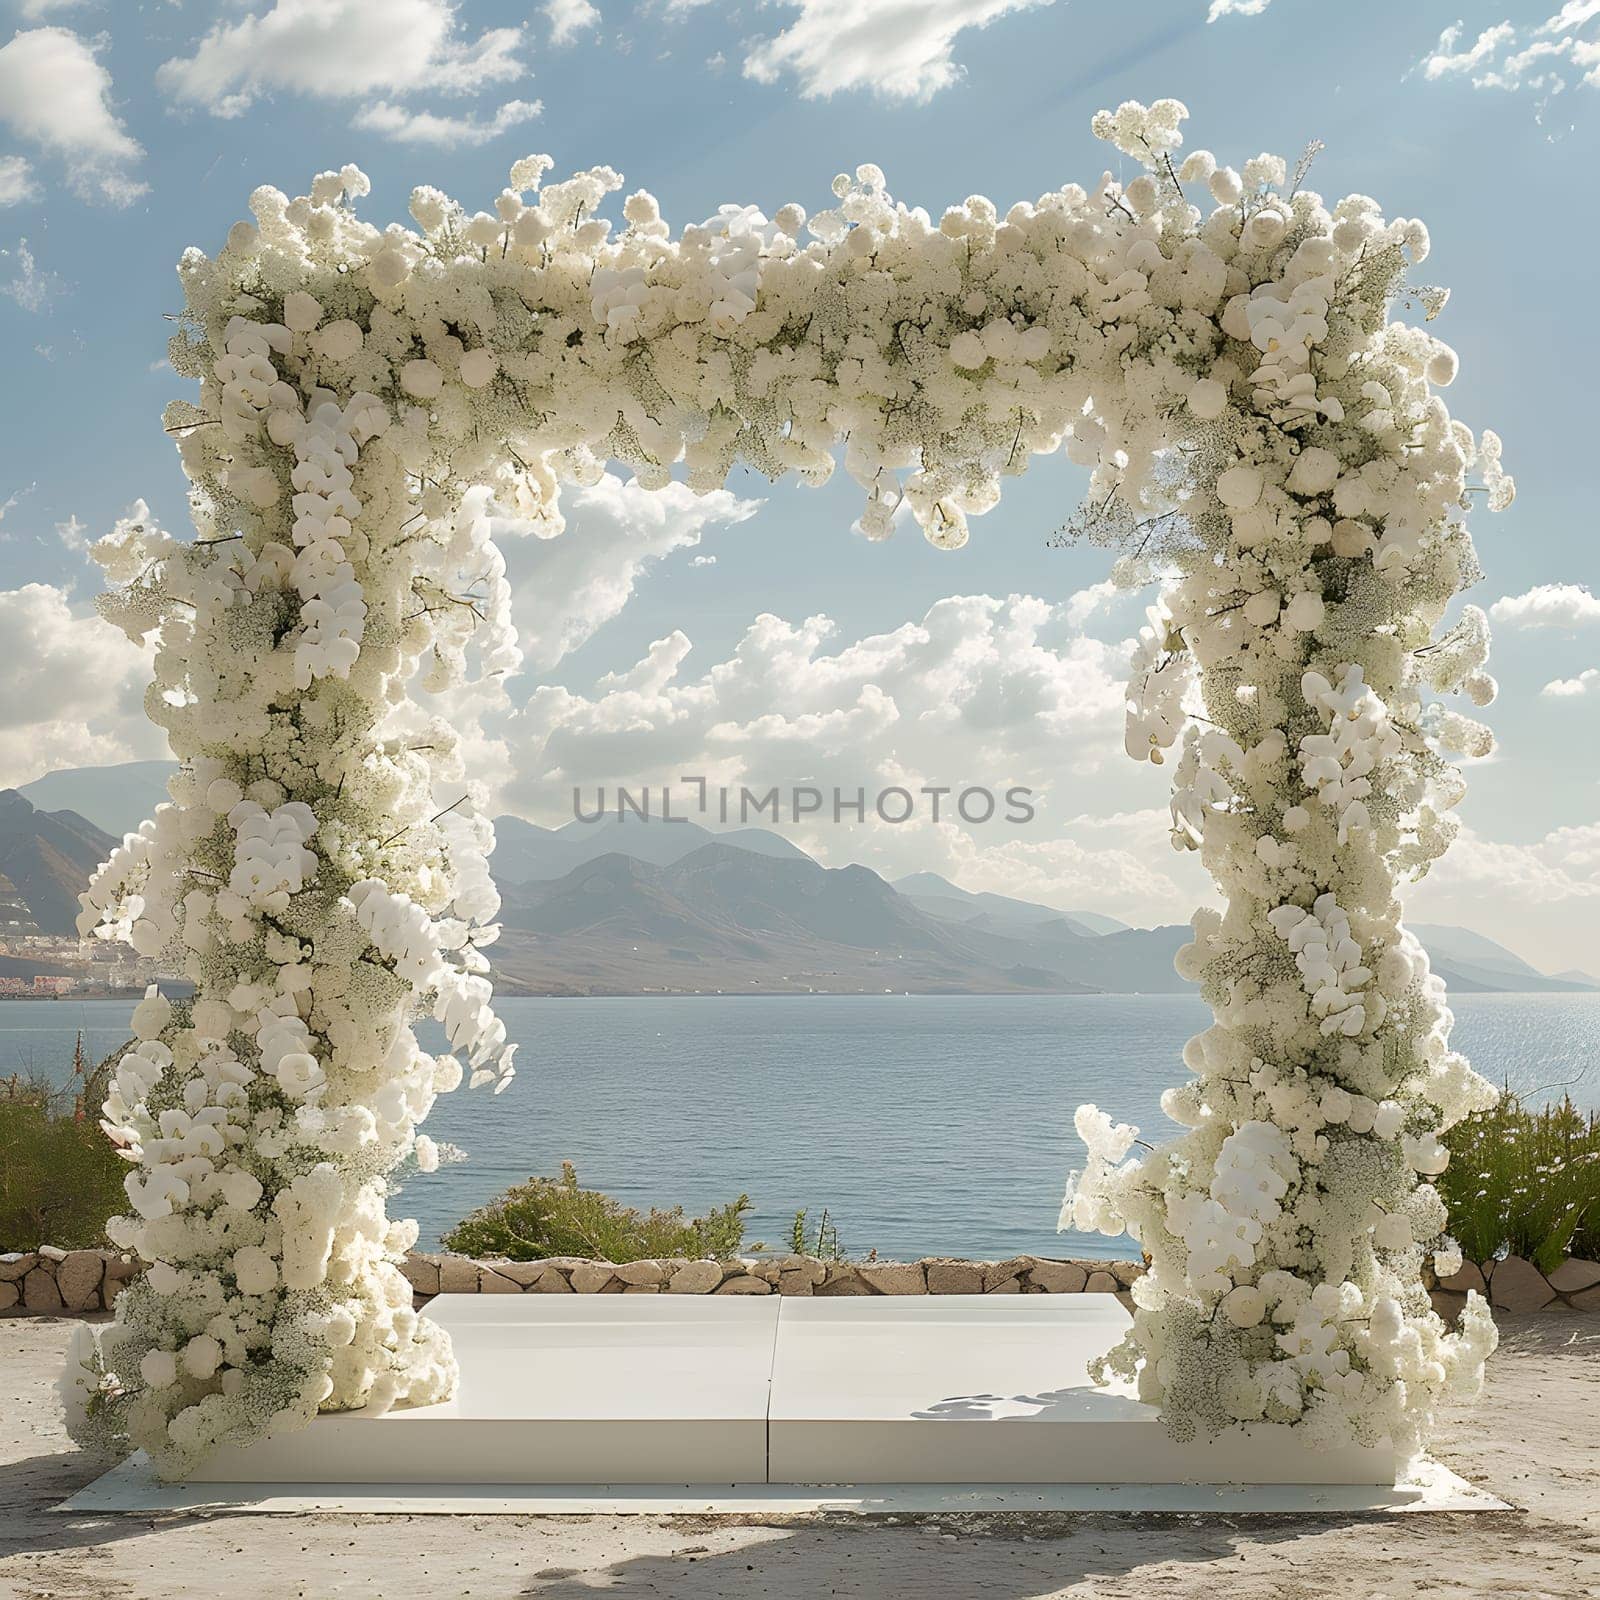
[
  {"xmin": 59, "ymin": 1293, "xmax": 1482, "ymax": 1512},
  {"xmin": 194, "ymin": 1296, "xmax": 781, "ymax": 1485},
  {"xmin": 767, "ymin": 1296, "xmax": 1392, "ymax": 1486},
  {"xmin": 62, "ymin": 1457, "xmax": 1504, "ymax": 1516}
]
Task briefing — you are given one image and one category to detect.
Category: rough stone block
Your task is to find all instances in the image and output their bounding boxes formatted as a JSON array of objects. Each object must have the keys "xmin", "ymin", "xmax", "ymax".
[
  {"xmin": 1489, "ymin": 1255, "xmax": 1557, "ymax": 1312},
  {"xmin": 813, "ymin": 1275, "xmax": 874, "ymax": 1296},
  {"xmin": 668, "ymin": 1261, "xmax": 722, "ymax": 1294},
  {"xmin": 925, "ymin": 1261, "xmax": 983, "ymax": 1295},
  {"xmin": 532, "ymin": 1267, "xmax": 574, "ymax": 1292},
  {"xmin": 479, "ymin": 1268, "xmax": 522, "ymax": 1293},
  {"xmin": 773, "ymin": 1255, "xmax": 827, "ymax": 1285},
  {"xmin": 984, "ymin": 1276, "xmax": 1022, "ymax": 1293},
  {"xmin": 570, "ymin": 1263, "xmax": 615, "ymax": 1294},
  {"xmin": 490, "ymin": 1260, "xmax": 552, "ymax": 1287},
  {"xmin": 438, "ymin": 1255, "xmax": 480, "ymax": 1294},
  {"xmin": 1084, "ymin": 1270, "xmax": 1120, "ymax": 1294},
  {"xmin": 1437, "ymin": 1260, "xmax": 1487, "ymax": 1296},
  {"xmin": 22, "ymin": 1268, "xmax": 63, "ymax": 1313},
  {"xmin": 1026, "ymin": 1260, "xmax": 1087, "ymax": 1294},
  {"xmin": 778, "ymin": 1270, "xmax": 816, "ymax": 1296},
  {"xmin": 56, "ymin": 1251, "xmax": 104, "ymax": 1311},
  {"xmin": 0, "ymin": 1253, "xmax": 37, "ymax": 1282},
  {"xmin": 981, "ymin": 1258, "xmax": 1027, "ymax": 1290},
  {"xmin": 402, "ymin": 1254, "xmax": 441, "ymax": 1295},
  {"xmin": 0, "ymin": 1280, "xmax": 18, "ymax": 1312},
  {"xmin": 614, "ymin": 1259, "xmax": 665, "ymax": 1286},
  {"xmin": 1430, "ymin": 1288, "xmax": 1466, "ymax": 1323},
  {"xmin": 713, "ymin": 1275, "xmax": 771, "ymax": 1294},
  {"xmin": 858, "ymin": 1262, "xmax": 925, "ymax": 1295},
  {"xmin": 38, "ymin": 1245, "xmax": 68, "ymax": 1262},
  {"xmin": 1549, "ymin": 1258, "xmax": 1600, "ymax": 1295}
]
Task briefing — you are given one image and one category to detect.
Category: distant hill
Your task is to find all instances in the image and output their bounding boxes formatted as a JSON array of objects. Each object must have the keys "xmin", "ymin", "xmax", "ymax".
[
  {"xmin": 491, "ymin": 811, "xmax": 814, "ymax": 884},
  {"xmin": 1411, "ymin": 923, "xmax": 1597, "ymax": 995},
  {"xmin": 490, "ymin": 842, "xmax": 1184, "ymax": 997},
  {"xmin": 0, "ymin": 791, "xmax": 115, "ymax": 936},
  {"xmin": 18, "ymin": 760, "xmax": 176, "ymax": 838},
  {"xmin": 892, "ymin": 870, "xmax": 1127, "ymax": 939},
  {"xmin": 3, "ymin": 762, "xmax": 1589, "ymax": 996}
]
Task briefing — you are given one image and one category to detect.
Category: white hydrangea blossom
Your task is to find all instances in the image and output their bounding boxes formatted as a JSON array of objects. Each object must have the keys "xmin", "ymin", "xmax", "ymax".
[
  {"xmin": 1053, "ymin": 108, "xmax": 1508, "ymax": 1464},
  {"xmin": 67, "ymin": 105, "xmax": 1506, "ymax": 1476}
]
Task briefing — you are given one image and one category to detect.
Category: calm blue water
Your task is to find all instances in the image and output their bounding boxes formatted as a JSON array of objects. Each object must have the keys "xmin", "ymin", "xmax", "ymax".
[{"xmin": 6, "ymin": 992, "xmax": 1596, "ymax": 1262}]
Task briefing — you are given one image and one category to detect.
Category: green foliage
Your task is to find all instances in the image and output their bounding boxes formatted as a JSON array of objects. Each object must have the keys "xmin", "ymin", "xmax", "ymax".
[
  {"xmin": 789, "ymin": 1206, "xmax": 848, "ymax": 1261},
  {"xmin": 442, "ymin": 1163, "xmax": 752, "ymax": 1263},
  {"xmin": 0, "ymin": 1046, "xmax": 127, "ymax": 1251},
  {"xmin": 1440, "ymin": 1092, "xmax": 1600, "ymax": 1272}
]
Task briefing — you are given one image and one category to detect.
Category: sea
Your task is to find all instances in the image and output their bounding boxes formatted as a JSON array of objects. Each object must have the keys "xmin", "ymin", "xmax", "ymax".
[{"xmin": 4, "ymin": 992, "xmax": 1596, "ymax": 1262}]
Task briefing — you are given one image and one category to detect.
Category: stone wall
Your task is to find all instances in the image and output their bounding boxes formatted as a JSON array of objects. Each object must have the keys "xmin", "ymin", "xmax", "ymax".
[
  {"xmin": 1430, "ymin": 1254, "xmax": 1600, "ymax": 1317},
  {"xmin": 0, "ymin": 1247, "xmax": 140, "ymax": 1315},
  {"xmin": 6, "ymin": 1245, "xmax": 1596, "ymax": 1318},
  {"xmin": 398, "ymin": 1253, "xmax": 1144, "ymax": 1302}
]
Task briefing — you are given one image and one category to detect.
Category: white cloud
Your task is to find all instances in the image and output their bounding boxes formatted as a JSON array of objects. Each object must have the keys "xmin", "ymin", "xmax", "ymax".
[
  {"xmin": 920, "ymin": 807, "xmax": 1208, "ymax": 927},
  {"xmin": 480, "ymin": 588, "xmax": 1207, "ymax": 924},
  {"xmin": 158, "ymin": 0, "xmax": 526, "ymax": 118},
  {"xmin": 0, "ymin": 238, "xmax": 61, "ymax": 313},
  {"xmin": 1207, "ymin": 0, "xmax": 1273, "ymax": 19},
  {"xmin": 54, "ymin": 512, "xmax": 87, "ymax": 554},
  {"xmin": 16, "ymin": 0, "xmax": 90, "ymax": 18},
  {"xmin": 0, "ymin": 155, "xmax": 37, "ymax": 207},
  {"xmin": 741, "ymin": 0, "xmax": 1055, "ymax": 102},
  {"xmin": 1489, "ymin": 583, "xmax": 1600, "ymax": 628},
  {"xmin": 1541, "ymin": 1, "xmax": 1600, "ymax": 33},
  {"xmin": 514, "ymin": 593, "xmax": 1127, "ymax": 800},
  {"xmin": 495, "ymin": 474, "xmax": 762, "ymax": 672},
  {"xmin": 0, "ymin": 583, "xmax": 159, "ymax": 787},
  {"xmin": 1542, "ymin": 667, "xmax": 1599, "ymax": 696},
  {"xmin": 1420, "ymin": 20, "xmax": 1518, "ymax": 81},
  {"xmin": 351, "ymin": 97, "xmax": 542, "ymax": 147},
  {"xmin": 1063, "ymin": 578, "xmax": 1122, "ymax": 630},
  {"xmin": 1407, "ymin": 819, "xmax": 1600, "ymax": 975},
  {"xmin": 0, "ymin": 485, "xmax": 29, "ymax": 537},
  {"xmin": 545, "ymin": 0, "xmax": 599, "ymax": 46},
  {"xmin": 0, "ymin": 28, "xmax": 145, "ymax": 205},
  {"xmin": 1416, "ymin": 9, "xmax": 1600, "ymax": 100}
]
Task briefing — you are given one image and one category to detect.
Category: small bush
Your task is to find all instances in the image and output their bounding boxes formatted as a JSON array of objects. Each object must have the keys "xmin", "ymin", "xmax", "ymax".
[
  {"xmin": 442, "ymin": 1163, "xmax": 752, "ymax": 1263},
  {"xmin": 1440, "ymin": 1091, "xmax": 1600, "ymax": 1272},
  {"xmin": 789, "ymin": 1206, "xmax": 848, "ymax": 1261},
  {"xmin": 0, "ymin": 1063, "xmax": 127, "ymax": 1252}
]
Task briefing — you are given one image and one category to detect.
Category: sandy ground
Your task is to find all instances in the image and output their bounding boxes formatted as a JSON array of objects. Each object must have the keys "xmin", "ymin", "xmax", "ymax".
[{"xmin": 2, "ymin": 1313, "xmax": 1596, "ymax": 1600}]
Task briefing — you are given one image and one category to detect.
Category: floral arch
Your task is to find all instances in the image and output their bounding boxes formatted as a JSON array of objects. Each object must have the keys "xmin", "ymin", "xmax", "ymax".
[{"xmin": 64, "ymin": 99, "xmax": 1508, "ymax": 1479}]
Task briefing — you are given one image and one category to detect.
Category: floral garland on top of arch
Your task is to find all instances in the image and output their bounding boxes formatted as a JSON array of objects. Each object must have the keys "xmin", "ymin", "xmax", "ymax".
[{"xmin": 59, "ymin": 97, "xmax": 1509, "ymax": 1479}]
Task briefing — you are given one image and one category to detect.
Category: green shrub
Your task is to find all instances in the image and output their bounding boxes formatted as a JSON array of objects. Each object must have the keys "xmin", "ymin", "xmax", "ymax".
[
  {"xmin": 789, "ymin": 1206, "xmax": 848, "ymax": 1261},
  {"xmin": 442, "ymin": 1162, "xmax": 753, "ymax": 1263},
  {"xmin": 1440, "ymin": 1091, "xmax": 1600, "ymax": 1272},
  {"xmin": 0, "ymin": 1064, "xmax": 127, "ymax": 1252}
]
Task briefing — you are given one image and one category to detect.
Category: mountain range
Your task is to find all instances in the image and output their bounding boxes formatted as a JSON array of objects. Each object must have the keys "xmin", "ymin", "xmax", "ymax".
[
  {"xmin": 8, "ymin": 761, "xmax": 1595, "ymax": 998},
  {"xmin": 0, "ymin": 789, "xmax": 114, "ymax": 939}
]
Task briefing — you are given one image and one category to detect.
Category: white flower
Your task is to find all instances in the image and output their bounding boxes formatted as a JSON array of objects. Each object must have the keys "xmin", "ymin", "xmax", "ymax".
[{"xmin": 76, "ymin": 111, "xmax": 1507, "ymax": 1477}]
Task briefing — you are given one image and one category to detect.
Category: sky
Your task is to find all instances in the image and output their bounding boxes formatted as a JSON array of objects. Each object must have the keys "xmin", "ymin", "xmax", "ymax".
[{"xmin": 0, "ymin": 0, "xmax": 1597, "ymax": 969}]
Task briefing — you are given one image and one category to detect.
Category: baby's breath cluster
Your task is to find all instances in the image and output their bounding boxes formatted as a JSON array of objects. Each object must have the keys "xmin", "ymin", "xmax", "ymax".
[{"xmin": 64, "ymin": 99, "xmax": 1506, "ymax": 1476}]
